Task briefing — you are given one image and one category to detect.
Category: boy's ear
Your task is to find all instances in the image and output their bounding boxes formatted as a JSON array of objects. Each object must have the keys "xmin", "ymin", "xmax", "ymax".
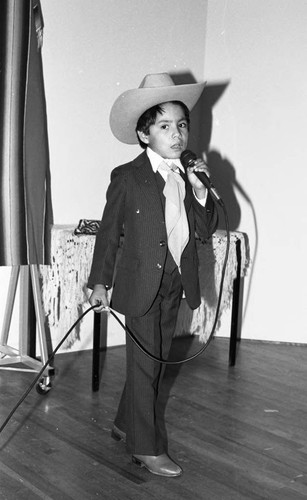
[{"xmin": 137, "ymin": 130, "xmax": 149, "ymax": 144}]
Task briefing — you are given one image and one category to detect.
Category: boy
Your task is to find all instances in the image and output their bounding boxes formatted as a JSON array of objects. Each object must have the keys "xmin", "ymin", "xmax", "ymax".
[{"xmin": 88, "ymin": 73, "xmax": 218, "ymax": 477}]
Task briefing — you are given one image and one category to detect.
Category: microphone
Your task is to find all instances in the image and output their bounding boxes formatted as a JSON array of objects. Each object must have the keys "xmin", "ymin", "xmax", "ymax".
[{"xmin": 180, "ymin": 150, "xmax": 222, "ymax": 204}]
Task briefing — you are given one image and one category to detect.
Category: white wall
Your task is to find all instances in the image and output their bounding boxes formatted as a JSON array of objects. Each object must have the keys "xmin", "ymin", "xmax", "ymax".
[
  {"xmin": 1, "ymin": 0, "xmax": 306, "ymax": 354},
  {"xmin": 204, "ymin": 0, "xmax": 307, "ymax": 343},
  {"xmin": 40, "ymin": 0, "xmax": 209, "ymax": 223}
]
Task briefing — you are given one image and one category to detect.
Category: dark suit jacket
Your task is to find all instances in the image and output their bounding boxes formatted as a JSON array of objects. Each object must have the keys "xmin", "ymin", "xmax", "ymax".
[{"xmin": 88, "ymin": 151, "xmax": 218, "ymax": 317}]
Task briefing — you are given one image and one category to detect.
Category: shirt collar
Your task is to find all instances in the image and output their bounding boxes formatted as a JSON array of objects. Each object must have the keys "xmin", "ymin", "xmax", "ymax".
[{"xmin": 146, "ymin": 147, "xmax": 184, "ymax": 173}]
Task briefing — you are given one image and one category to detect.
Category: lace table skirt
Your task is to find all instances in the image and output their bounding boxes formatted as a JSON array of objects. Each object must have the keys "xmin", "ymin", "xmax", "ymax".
[{"xmin": 40, "ymin": 226, "xmax": 249, "ymax": 349}]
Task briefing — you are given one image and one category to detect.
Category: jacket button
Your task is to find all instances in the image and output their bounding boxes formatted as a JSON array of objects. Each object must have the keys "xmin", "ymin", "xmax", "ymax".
[
  {"xmin": 159, "ymin": 240, "xmax": 166, "ymax": 247},
  {"xmin": 156, "ymin": 263, "xmax": 162, "ymax": 269}
]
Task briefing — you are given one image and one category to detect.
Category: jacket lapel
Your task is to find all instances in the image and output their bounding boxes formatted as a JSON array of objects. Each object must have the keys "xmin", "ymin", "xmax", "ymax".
[
  {"xmin": 132, "ymin": 151, "xmax": 193, "ymax": 214},
  {"xmin": 133, "ymin": 152, "xmax": 164, "ymax": 213}
]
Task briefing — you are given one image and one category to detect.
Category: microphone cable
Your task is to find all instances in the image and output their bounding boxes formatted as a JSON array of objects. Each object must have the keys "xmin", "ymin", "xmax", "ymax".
[
  {"xmin": 0, "ymin": 196, "xmax": 230, "ymax": 435},
  {"xmin": 0, "ymin": 305, "xmax": 98, "ymax": 435}
]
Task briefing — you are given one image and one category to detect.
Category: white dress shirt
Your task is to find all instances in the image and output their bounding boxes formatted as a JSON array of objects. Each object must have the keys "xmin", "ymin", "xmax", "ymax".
[{"xmin": 146, "ymin": 147, "xmax": 208, "ymax": 206}]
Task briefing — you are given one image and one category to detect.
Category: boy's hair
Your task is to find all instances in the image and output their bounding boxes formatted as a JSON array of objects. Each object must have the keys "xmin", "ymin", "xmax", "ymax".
[{"xmin": 136, "ymin": 100, "xmax": 190, "ymax": 149}]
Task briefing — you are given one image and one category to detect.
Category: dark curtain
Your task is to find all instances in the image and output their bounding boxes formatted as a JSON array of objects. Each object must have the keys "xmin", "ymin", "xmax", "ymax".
[{"xmin": 0, "ymin": 0, "xmax": 53, "ymax": 265}]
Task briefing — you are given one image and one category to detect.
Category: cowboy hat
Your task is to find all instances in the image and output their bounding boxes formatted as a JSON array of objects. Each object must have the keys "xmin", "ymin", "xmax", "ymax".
[{"xmin": 109, "ymin": 73, "xmax": 206, "ymax": 144}]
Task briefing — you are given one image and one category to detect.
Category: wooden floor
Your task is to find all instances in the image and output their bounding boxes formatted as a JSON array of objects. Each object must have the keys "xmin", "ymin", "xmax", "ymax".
[{"xmin": 0, "ymin": 336, "xmax": 307, "ymax": 500}]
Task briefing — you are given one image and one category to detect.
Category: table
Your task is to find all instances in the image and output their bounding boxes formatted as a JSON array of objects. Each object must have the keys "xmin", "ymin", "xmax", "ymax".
[{"xmin": 39, "ymin": 225, "xmax": 249, "ymax": 390}]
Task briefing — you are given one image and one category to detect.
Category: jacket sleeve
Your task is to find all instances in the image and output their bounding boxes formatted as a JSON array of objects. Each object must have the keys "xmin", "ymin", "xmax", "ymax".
[
  {"xmin": 192, "ymin": 191, "xmax": 218, "ymax": 243},
  {"xmin": 87, "ymin": 166, "xmax": 127, "ymax": 289}
]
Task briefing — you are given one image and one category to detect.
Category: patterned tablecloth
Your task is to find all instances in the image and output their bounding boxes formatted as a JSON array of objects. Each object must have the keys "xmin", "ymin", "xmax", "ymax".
[{"xmin": 40, "ymin": 226, "xmax": 250, "ymax": 349}]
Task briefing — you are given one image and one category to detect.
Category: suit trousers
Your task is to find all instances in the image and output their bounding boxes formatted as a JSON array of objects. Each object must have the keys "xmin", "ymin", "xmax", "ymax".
[{"xmin": 114, "ymin": 267, "xmax": 183, "ymax": 455}]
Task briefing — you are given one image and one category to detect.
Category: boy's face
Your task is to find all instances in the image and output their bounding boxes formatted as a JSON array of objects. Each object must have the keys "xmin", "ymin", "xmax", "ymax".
[{"xmin": 137, "ymin": 102, "xmax": 189, "ymax": 159}]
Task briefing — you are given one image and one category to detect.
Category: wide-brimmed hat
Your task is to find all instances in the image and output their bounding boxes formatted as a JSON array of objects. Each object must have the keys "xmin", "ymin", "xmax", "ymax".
[{"xmin": 109, "ymin": 73, "xmax": 206, "ymax": 144}]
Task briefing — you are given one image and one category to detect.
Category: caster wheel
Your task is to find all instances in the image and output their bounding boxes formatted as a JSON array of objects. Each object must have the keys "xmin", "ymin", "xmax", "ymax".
[{"xmin": 36, "ymin": 377, "xmax": 52, "ymax": 395}]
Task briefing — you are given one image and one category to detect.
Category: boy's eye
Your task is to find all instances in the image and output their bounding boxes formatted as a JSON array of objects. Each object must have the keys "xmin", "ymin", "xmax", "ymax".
[
  {"xmin": 161, "ymin": 124, "xmax": 169, "ymax": 130},
  {"xmin": 179, "ymin": 122, "xmax": 187, "ymax": 128}
]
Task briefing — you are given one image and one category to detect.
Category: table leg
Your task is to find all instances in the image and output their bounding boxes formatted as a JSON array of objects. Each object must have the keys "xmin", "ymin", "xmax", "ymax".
[
  {"xmin": 92, "ymin": 313, "xmax": 101, "ymax": 391},
  {"xmin": 92, "ymin": 312, "xmax": 108, "ymax": 391},
  {"xmin": 229, "ymin": 239, "xmax": 244, "ymax": 366}
]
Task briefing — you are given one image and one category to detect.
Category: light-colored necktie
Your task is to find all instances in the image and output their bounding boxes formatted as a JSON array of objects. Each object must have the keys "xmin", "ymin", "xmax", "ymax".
[{"xmin": 158, "ymin": 161, "xmax": 189, "ymax": 269}]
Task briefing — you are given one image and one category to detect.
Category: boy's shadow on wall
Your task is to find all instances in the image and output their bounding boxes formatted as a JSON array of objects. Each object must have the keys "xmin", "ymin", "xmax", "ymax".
[
  {"xmin": 184, "ymin": 73, "xmax": 257, "ymax": 292},
  {"xmin": 173, "ymin": 73, "xmax": 246, "ymax": 231},
  {"xmin": 191, "ymin": 78, "xmax": 243, "ymax": 231},
  {"xmin": 173, "ymin": 71, "xmax": 257, "ymax": 321},
  {"xmin": 193, "ymin": 79, "xmax": 257, "ymax": 322}
]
